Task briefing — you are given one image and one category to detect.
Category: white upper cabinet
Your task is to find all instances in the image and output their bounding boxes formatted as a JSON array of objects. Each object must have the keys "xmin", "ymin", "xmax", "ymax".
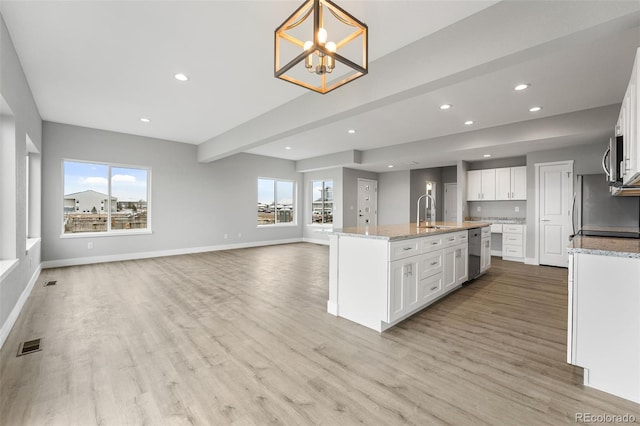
[
  {"xmin": 621, "ymin": 47, "xmax": 639, "ymax": 186},
  {"xmin": 495, "ymin": 168, "xmax": 511, "ymax": 200},
  {"xmin": 467, "ymin": 169, "xmax": 496, "ymax": 201},
  {"xmin": 469, "ymin": 166, "xmax": 526, "ymax": 201}
]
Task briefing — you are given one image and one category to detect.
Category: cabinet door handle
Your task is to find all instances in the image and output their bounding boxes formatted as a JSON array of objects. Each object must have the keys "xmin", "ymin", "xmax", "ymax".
[
  {"xmin": 430, "ymin": 286, "xmax": 438, "ymax": 291},
  {"xmin": 432, "ymin": 241, "xmax": 439, "ymax": 245},
  {"xmin": 507, "ymin": 192, "xmax": 510, "ymax": 199},
  {"xmin": 430, "ymin": 261, "xmax": 438, "ymax": 266},
  {"xmin": 511, "ymin": 192, "xmax": 514, "ymax": 199},
  {"xmin": 478, "ymin": 193, "xmax": 481, "ymax": 199}
]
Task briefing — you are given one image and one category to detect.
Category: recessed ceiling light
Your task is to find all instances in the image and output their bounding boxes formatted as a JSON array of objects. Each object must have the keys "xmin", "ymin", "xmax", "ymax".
[
  {"xmin": 285, "ymin": 146, "xmax": 291, "ymax": 150},
  {"xmin": 529, "ymin": 106, "xmax": 542, "ymax": 112},
  {"xmin": 440, "ymin": 104, "xmax": 452, "ymax": 110},
  {"xmin": 514, "ymin": 83, "xmax": 530, "ymax": 91},
  {"xmin": 464, "ymin": 120, "xmax": 474, "ymax": 125},
  {"xmin": 174, "ymin": 73, "xmax": 189, "ymax": 81},
  {"xmin": 347, "ymin": 129, "xmax": 356, "ymax": 134},
  {"xmin": 388, "ymin": 165, "xmax": 394, "ymax": 168},
  {"xmin": 483, "ymin": 154, "xmax": 491, "ymax": 158},
  {"xmin": 140, "ymin": 118, "xmax": 150, "ymax": 123}
]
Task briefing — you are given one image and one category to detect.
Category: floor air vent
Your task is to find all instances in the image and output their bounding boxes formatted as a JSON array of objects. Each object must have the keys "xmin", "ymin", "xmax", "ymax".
[
  {"xmin": 44, "ymin": 280, "xmax": 57, "ymax": 287},
  {"xmin": 17, "ymin": 338, "xmax": 42, "ymax": 357}
]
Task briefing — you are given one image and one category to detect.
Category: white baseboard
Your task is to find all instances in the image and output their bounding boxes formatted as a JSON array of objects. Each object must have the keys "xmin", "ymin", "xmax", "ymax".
[
  {"xmin": 302, "ymin": 237, "xmax": 330, "ymax": 246},
  {"xmin": 0, "ymin": 264, "xmax": 42, "ymax": 350},
  {"xmin": 327, "ymin": 300, "xmax": 338, "ymax": 316},
  {"xmin": 41, "ymin": 238, "xmax": 304, "ymax": 269},
  {"xmin": 525, "ymin": 257, "xmax": 538, "ymax": 265},
  {"xmin": 490, "ymin": 250, "xmax": 502, "ymax": 257}
]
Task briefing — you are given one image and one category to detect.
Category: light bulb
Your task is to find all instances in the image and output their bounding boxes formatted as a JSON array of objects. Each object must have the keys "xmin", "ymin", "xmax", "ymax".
[
  {"xmin": 326, "ymin": 41, "xmax": 336, "ymax": 71},
  {"xmin": 303, "ymin": 41, "xmax": 314, "ymax": 71},
  {"xmin": 318, "ymin": 27, "xmax": 327, "ymax": 44}
]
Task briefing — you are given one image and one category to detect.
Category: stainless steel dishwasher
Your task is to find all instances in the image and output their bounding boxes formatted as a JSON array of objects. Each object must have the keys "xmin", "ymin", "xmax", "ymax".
[{"xmin": 467, "ymin": 228, "xmax": 482, "ymax": 281}]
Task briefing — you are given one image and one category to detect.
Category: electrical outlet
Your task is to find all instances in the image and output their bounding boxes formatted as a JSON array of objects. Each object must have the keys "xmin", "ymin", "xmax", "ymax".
[
  {"xmin": 477, "ymin": 206, "xmax": 481, "ymax": 212},
  {"xmin": 88, "ymin": 242, "xmax": 93, "ymax": 249},
  {"xmin": 224, "ymin": 234, "xmax": 228, "ymax": 239},
  {"xmin": 515, "ymin": 206, "xmax": 520, "ymax": 212}
]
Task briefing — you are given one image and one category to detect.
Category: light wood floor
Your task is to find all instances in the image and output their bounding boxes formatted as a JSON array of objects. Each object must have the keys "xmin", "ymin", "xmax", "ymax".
[{"xmin": 1, "ymin": 243, "xmax": 639, "ymax": 425}]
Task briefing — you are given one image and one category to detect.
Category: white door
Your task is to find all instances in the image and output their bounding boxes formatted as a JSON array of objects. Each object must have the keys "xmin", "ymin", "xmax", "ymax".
[
  {"xmin": 444, "ymin": 183, "xmax": 457, "ymax": 222},
  {"xmin": 481, "ymin": 169, "xmax": 496, "ymax": 200},
  {"xmin": 357, "ymin": 178, "xmax": 377, "ymax": 227},
  {"xmin": 442, "ymin": 246, "xmax": 457, "ymax": 291},
  {"xmin": 538, "ymin": 162, "xmax": 573, "ymax": 267},
  {"xmin": 511, "ymin": 166, "xmax": 527, "ymax": 200},
  {"xmin": 467, "ymin": 170, "xmax": 481, "ymax": 201}
]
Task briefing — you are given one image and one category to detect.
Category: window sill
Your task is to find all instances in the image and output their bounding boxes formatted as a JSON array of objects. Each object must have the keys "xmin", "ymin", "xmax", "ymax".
[
  {"xmin": 60, "ymin": 230, "xmax": 153, "ymax": 239},
  {"xmin": 26, "ymin": 238, "xmax": 41, "ymax": 253},
  {"xmin": 257, "ymin": 223, "xmax": 298, "ymax": 229},
  {"xmin": 0, "ymin": 259, "xmax": 19, "ymax": 281},
  {"xmin": 306, "ymin": 223, "xmax": 334, "ymax": 228}
]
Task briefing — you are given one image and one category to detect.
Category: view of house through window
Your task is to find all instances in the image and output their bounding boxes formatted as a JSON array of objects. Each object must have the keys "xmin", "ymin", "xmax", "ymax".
[
  {"xmin": 257, "ymin": 178, "xmax": 295, "ymax": 225},
  {"xmin": 63, "ymin": 160, "xmax": 149, "ymax": 234},
  {"xmin": 311, "ymin": 180, "xmax": 333, "ymax": 224}
]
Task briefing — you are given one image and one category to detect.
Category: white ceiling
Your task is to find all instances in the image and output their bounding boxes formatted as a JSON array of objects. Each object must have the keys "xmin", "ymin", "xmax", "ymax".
[{"xmin": 2, "ymin": 1, "xmax": 640, "ymax": 172}]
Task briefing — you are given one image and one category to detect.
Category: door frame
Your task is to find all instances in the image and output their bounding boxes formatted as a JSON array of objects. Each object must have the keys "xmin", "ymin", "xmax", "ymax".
[
  {"xmin": 534, "ymin": 160, "xmax": 574, "ymax": 266},
  {"xmin": 443, "ymin": 182, "xmax": 457, "ymax": 222}
]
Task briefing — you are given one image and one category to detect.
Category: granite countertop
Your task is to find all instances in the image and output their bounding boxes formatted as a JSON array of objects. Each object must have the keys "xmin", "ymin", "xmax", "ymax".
[
  {"xmin": 568, "ymin": 236, "xmax": 640, "ymax": 259},
  {"xmin": 331, "ymin": 221, "xmax": 492, "ymax": 241}
]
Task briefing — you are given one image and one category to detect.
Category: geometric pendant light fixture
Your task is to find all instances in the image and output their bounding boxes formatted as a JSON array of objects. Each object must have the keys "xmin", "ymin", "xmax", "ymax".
[{"xmin": 274, "ymin": 0, "xmax": 368, "ymax": 94}]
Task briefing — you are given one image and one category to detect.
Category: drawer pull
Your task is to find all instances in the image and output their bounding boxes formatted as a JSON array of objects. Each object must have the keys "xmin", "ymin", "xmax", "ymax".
[
  {"xmin": 403, "ymin": 247, "xmax": 413, "ymax": 251},
  {"xmin": 448, "ymin": 238, "xmax": 455, "ymax": 241},
  {"xmin": 430, "ymin": 261, "xmax": 438, "ymax": 266},
  {"xmin": 508, "ymin": 238, "xmax": 516, "ymax": 241},
  {"xmin": 430, "ymin": 286, "xmax": 438, "ymax": 291},
  {"xmin": 431, "ymin": 241, "xmax": 439, "ymax": 245}
]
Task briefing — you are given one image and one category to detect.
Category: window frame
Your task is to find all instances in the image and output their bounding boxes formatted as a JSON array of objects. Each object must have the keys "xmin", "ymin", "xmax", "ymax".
[
  {"xmin": 60, "ymin": 158, "xmax": 152, "ymax": 238},
  {"xmin": 309, "ymin": 179, "xmax": 334, "ymax": 227},
  {"xmin": 257, "ymin": 177, "xmax": 297, "ymax": 228}
]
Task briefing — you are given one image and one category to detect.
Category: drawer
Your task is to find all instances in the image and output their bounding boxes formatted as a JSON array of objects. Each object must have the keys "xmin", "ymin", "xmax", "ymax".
[
  {"xmin": 456, "ymin": 232, "xmax": 469, "ymax": 244},
  {"xmin": 441, "ymin": 233, "xmax": 459, "ymax": 248},
  {"xmin": 503, "ymin": 245, "xmax": 523, "ymax": 258},
  {"xmin": 390, "ymin": 239, "xmax": 420, "ymax": 261},
  {"xmin": 420, "ymin": 252, "xmax": 443, "ymax": 278},
  {"xmin": 418, "ymin": 273, "xmax": 443, "ymax": 304},
  {"xmin": 481, "ymin": 226, "xmax": 491, "ymax": 236},
  {"xmin": 503, "ymin": 233, "xmax": 523, "ymax": 246},
  {"xmin": 490, "ymin": 223, "xmax": 503, "ymax": 233},
  {"xmin": 503, "ymin": 224, "xmax": 524, "ymax": 234},
  {"xmin": 421, "ymin": 236, "xmax": 443, "ymax": 252}
]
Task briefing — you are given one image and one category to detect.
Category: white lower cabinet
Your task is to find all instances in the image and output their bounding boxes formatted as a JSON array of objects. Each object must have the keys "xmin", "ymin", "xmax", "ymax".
[
  {"xmin": 480, "ymin": 236, "xmax": 491, "ymax": 272},
  {"xmin": 443, "ymin": 243, "xmax": 468, "ymax": 292},
  {"xmin": 388, "ymin": 256, "xmax": 420, "ymax": 323}
]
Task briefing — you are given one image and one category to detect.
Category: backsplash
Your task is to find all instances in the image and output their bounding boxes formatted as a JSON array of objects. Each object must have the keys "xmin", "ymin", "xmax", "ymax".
[{"xmin": 467, "ymin": 200, "xmax": 527, "ymax": 219}]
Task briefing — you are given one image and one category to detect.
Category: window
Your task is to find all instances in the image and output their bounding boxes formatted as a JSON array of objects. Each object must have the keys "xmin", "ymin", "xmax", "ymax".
[
  {"xmin": 63, "ymin": 160, "xmax": 149, "ymax": 234},
  {"xmin": 257, "ymin": 178, "xmax": 295, "ymax": 225},
  {"xmin": 311, "ymin": 180, "xmax": 333, "ymax": 224}
]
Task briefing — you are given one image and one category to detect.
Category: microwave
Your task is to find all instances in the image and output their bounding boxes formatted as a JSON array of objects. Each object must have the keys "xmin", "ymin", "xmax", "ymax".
[{"xmin": 603, "ymin": 135, "xmax": 624, "ymax": 185}]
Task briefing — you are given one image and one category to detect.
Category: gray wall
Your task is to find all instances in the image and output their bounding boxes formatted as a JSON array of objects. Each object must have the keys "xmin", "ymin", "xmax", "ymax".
[
  {"xmin": 442, "ymin": 165, "xmax": 457, "ymax": 184},
  {"xmin": 342, "ymin": 167, "xmax": 378, "ymax": 228},
  {"xmin": 525, "ymin": 142, "xmax": 607, "ymax": 259},
  {"xmin": 0, "ymin": 15, "xmax": 43, "ymax": 341},
  {"xmin": 302, "ymin": 167, "xmax": 343, "ymax": 243},
  {"xmin": 409, "ymin": 167, "xmax": 444, "ymax": 222},
  {"xmin": 378, "ymin": 170, "xmax": 410, "ymax": 225},
  {"xmin": 42, "ymin": 122, "xmax": 303, "ymax": 263}
]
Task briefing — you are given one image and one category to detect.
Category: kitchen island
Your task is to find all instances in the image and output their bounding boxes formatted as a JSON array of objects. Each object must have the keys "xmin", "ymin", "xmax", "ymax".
[
  {"xmin": 328, "ymin": 222, "xmax": 491, "ymax": 332},
  {"xmin": 567, "ymin": 235, "xmax": 640, "ymax": 403}
]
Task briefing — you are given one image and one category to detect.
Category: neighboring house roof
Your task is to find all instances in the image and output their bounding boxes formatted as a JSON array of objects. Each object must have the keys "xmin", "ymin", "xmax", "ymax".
[{"xmin": 63, "ymin": 189, "xmax": 115, "ymax": 199}]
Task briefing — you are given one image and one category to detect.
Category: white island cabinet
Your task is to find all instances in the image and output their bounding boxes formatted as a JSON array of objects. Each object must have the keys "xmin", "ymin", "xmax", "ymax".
[
  {"xmin": 328, "ymin": 223, "xmax": 490, "ymax": 332},
  {"xmin": 567, "ymin": 236, "xmax": 640, "ymax": 404}
]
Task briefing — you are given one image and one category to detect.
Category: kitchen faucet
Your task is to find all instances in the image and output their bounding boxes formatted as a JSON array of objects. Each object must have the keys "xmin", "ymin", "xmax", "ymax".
[{"xmin": 416, "ymin": 193, "xmax": 436, "ymax": 227}]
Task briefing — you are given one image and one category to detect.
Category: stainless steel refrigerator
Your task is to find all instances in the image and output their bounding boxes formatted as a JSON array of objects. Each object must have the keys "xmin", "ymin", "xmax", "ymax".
[{"xmin": 573, "ymin": 174, "xmax": 640, "ymax": 238}]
